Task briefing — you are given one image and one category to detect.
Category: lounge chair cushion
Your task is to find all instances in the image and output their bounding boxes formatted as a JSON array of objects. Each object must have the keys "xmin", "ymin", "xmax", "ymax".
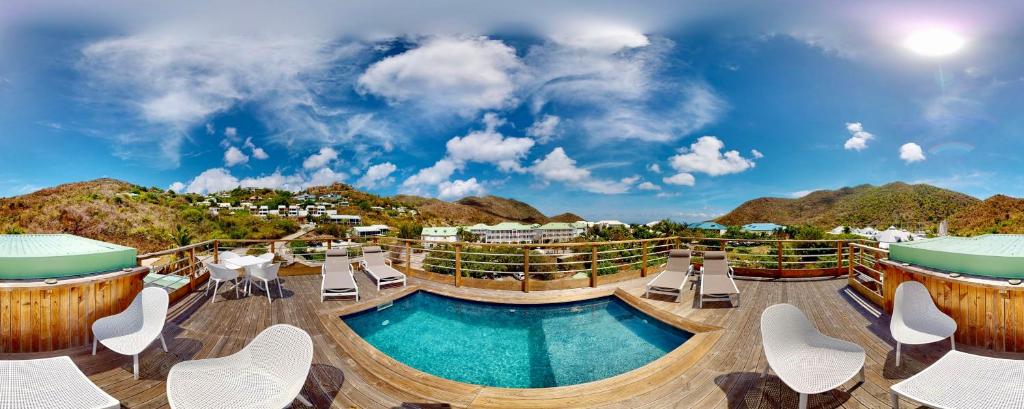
[
  {"xmin": 703, "ymin": 251, "xmax": 726, "ymax": 260},
  {"xmin": 326, "ymin": 248, "xmax": 347, "ymax": 257},
  {"xmin": 702, "ymin": 274, "xmax": 739, "ymax": 295},
  {"xmin": 668, "ymin": 249, "xmax": 691, "ymax": 258}
]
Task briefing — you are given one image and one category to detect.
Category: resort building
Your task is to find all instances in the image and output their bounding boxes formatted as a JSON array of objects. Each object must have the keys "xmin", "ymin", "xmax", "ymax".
[
  {"xmin": 688, "ymin": 221, "xmax": 728, "ymax": 234},
  {"xmin": 874, "ymin": 226, "xmax": 925, "ymax": 249},
  {"xmin": 740, "ymin": 222, "xmax": 786, "ymax": 234},
  {"xmin": 421, "ymin": 227, "xmax": 459, "ymax": 246},
  {"xmin": 535, "ymin": 222, "xmax": 580, "ymax": 243},
  {"xmin": 353, "ymin": 224, "xmax": 390, "ymax": 237},
  {"xmin": 595, "ymin": 220, "xmax": 628, "ymax": 228},
  {"xmin": 477, "ymin": 222, "xmax": 537, "ymax": 243},
  {"xmin": 327, "ymin": 214, "xmax": 361, "ymax": 225}
]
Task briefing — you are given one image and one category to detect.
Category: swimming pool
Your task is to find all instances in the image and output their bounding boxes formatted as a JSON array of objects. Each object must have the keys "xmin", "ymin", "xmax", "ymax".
[{"xmin": 342, "ymin": 291, "xmax": 692, "ymax": 388}]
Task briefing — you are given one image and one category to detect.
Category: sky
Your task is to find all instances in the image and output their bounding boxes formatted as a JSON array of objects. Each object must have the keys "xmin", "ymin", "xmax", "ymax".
[{"xmin": 2, "ymin": 0, "xmax": 1023, "ymax": 223}]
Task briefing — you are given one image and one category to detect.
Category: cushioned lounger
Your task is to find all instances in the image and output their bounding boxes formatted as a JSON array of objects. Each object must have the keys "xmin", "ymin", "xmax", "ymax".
[
  {"xmin": 699, "ymin": 251, "xmax": 740, "ymax": 308},
  {"xmin": 361, "ymin": 246, "xmax": 407, "ymax": 291},
  {"xmin": 322, "ymin": 249, "xmax": 359, "ymax": 301},
  {"xmin": 645, "ymin": 249, "xmax": 693, "ymax": 302}
]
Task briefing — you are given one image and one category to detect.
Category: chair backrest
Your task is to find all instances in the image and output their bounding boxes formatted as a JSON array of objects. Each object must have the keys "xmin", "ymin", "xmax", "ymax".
[
  {"xmin": 220, "ymin": 251, "xmax": 242, "ymax": 260},
  {"xmin": 362, "ymin": 246, "xmax": 387, "ymax": 267},
  {"xmin": 205, "ymin": 261, "xmax": 239, "ymax": 281},
  {"xmin": 324, "ymin": 250, "xmax": 351, "ymax": 274},
  {"xmin": 666, "ymin": 249, "xmax": 691, "ymax": 273},
  {"xmin": 125, "ymin": 287, "xmax": 169, "ymax": 338},
  {"xmin": 240, "ymin": 324, "xmax": 313, "ymax": 407},
  {"xmin": 702, "ymin": 251, "xmax": 730, "ymax": 276},
  {"xmin": 760, "ymin": 303, "xmax": 819, "ymax": 356},
  {"xmin": 250, "ymin": 263, "xmax": 280, "ymax": 281},
  {"xmin": 892, "ymin": 280, "xmax": 939, "ymax": 326},
  {"xmin": 257, "ymin": 252, "xmax": 275, "ymax": 263}
]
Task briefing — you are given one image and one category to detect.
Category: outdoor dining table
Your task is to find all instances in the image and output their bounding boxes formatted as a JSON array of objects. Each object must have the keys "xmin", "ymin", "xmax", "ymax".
[{"xmin": 224, "ymin": 255, "xmax": 270, "ymax": 295}]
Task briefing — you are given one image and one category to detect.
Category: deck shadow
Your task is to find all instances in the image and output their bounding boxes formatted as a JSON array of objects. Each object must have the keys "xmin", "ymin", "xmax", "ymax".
[{"xmin": 715, "ymin": 371, "xmax": 854, "ymax": 409}]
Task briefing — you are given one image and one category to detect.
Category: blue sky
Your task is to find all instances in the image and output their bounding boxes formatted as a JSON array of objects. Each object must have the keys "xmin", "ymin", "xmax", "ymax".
[{"xmin": 2, "ymin": 0, "xmax": 1023, "ymax": 222}]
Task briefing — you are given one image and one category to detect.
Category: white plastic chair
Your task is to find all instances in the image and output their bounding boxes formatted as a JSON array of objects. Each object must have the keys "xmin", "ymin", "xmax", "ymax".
[
  {"xmin": 205, "ymin": 262, "xmax": 241, "ymax": 303},
  {"xmin": 0, "ymin": 356, "xmax": 120, "ymax": 409},
  {"xmin": 760, "ymin": 303, "xmax": 865, "ymax": 409},
  {"xmin": 91, "ymin": 287, "xmax": 170, "ymax": 380},
  {"xmin": 247, "ymin": 262, "xmax": 283, "ymax": 304},
  {"xmin": 219, "ymin": 251, "xmax": 242, "ymax": 260},
  {"xmin": 890, "ymin": 280, "xmax": 957, "ymax": 366},
  {"xmin": 166, "ymin": 324, "xmax": 314, "ymax": 409}
]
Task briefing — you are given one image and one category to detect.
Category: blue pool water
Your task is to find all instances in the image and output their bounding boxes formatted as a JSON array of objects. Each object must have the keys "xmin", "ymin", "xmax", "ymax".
[{"xmin": 342, "ymin": 291, "xmax": 692, "ymax": 388}]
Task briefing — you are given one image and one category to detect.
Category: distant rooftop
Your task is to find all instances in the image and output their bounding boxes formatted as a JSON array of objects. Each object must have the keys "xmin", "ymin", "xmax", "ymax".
[{"xmin": 741, "ymin": 223, "xmax": 786, "ymax": 232}]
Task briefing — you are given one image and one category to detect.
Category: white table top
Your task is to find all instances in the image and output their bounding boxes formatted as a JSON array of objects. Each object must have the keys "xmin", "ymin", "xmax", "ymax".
[{"xmin": 224, "ymin": 255, "xmax": 267, "ymax": 269}]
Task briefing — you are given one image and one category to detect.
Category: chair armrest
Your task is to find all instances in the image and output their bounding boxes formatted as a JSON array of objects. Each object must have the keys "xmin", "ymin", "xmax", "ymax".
[
  {"xmin": 385, "ymin": 258, "xmax": 392, "ymax": 266},
  {"xmin": 728, "ymin": 266, "xmax": 735, "ymax": 278}
]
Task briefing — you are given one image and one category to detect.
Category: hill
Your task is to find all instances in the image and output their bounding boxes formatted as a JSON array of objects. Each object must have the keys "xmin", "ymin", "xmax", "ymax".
[
  {"xmin": 548, "ymin": 212, "xmax": 585, "ymax": 223},
  {"xmin": 948, "ymin": 195, "xmax": 1024, "ymax": 235},
  {"xmin": 394, "ymin": 195, "xmax": 503, "ymax": 225},
  {"xmin": 715, "ymin": 182, "xmax": 980, "ymax": 231},
  {"xmin": 0, "ymin": 179, "xmax": 299, "ymax": 252},
  {"xmin": 455, "ymin": 196, "xmax": 549, "ymax": 224}
]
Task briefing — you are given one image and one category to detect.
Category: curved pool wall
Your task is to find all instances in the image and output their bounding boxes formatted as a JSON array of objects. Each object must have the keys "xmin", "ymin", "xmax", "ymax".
[
  {"xmin": 0, "ymin": 234, "xmax": 137, "ymax": 280},
  {"xmin": 342, "ymin": 291, "xmax": 692, "ymax": 388},
  {"xmin": 889, "ymin": 234, "xmax": 1024, "ymax": 280}
]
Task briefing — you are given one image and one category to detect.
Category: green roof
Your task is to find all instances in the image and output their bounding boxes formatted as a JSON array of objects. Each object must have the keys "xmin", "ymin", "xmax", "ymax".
[
  {"xmin": 889, "ymin": 234, "xmax": 1024, "ymax": 279},
  {"xmin": 538, "ymin": 222, "xmax": 573, "ymax": 230},
  {"xmin": 421, "ymin": 227, "xmax": 459, "ymax": 236},
  {"xmin": 485, "ymin": 222, "xmax": 533, "ymax": 231},
  {"xmin": 0, "ymin": 234, "xmax": 137, "ymax": 280}
]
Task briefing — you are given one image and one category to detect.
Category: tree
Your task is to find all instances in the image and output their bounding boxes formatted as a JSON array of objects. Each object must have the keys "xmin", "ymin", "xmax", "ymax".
[{"xmin": 398, "ymin": 223, "xmax": 422, "ymax": 239}]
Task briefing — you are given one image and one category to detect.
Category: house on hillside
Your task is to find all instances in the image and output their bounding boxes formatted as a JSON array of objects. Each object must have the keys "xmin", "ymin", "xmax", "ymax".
[
  {"xmin": 536, "ymin": 222, "xmax": 578, "ymax": 243},
  {"xmin": 480, "ymin": 222, "xmax": 536, "ymax": 244},
  {"xmin": 327, "ymin": 214, "xmax": 361, "ymax": 225},
  {"xmin": 421, "ymin": 227, "xmax": 459, "ymax": 247},
  {"xmin": 874, "ymin": 226, "xmax": 925, "ymax": 249},
  {"xmin": 595, "ymin": 220, "xmax": 628, "ymax": 228},
  {"xmin": 571, "ymin": 221, "xmax": 590, "ymax": 237},
  {"xmin": 689, "ymin": 221, "xmax": 728, "ymax": 234},
  {"xmin": 354, "ymin": 224, "xmax": 389, "ymax": 237},
  {"xmin": 741, "ymin": 223, "xmax": 786, "ymax": 234}
]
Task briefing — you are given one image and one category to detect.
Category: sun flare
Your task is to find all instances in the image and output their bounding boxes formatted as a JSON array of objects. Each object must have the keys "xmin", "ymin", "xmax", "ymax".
[{"xmin": 904, "ymin": 28, "xmax": 966, "ymax": 57}]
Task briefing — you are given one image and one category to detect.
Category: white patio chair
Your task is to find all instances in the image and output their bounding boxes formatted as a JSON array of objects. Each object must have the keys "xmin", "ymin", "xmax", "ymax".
[
  {"xmin": 360, "ymin": 246, "xmax": 406, "ymax": 291},
  {"xmin": 247, "ymin": 262, "xmax": 283, "ymax": 304},
  {"xmin": 166, "ymin": 324, "xmax": 314, "ymax": 409},
  {"xmin": 219, "ymin": 250, "xmax": 242, "ymax": 260},
  {"xmin": 204, "ymin": 261, "xmax": 241, "ymax": 303},
  {"xmin": 890, "ymin": 280, "xmax": 957, "ymax": 366},
  {"xmin": 890, "ymin": 350, "xmax": 1024, "ymax": 408},
  {"xmin": 0, "ymin": 356, "xmax": 119, "ymax": 409},
  {"xmin": 91, "ymin": 287, "xmax": 169, "ymax": 380},
  {"xmin": 645, "ymin": 249, "xmax": 692, "ymax": 302},
  {"xmin": 761, "ymin": 303, "xmax": 865, "ymax": 409},
  {"xmin": 322, "ymin": 249, "xmax": 358, "ymax": 302}
]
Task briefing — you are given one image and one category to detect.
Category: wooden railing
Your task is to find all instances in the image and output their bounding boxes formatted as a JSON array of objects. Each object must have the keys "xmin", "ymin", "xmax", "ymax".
[
  {"xmin": 137, "ymin": 236, "xmax": 872, "ymax": 295},
  {"xmin": 847, "ymin": 242, "xmax": 888, "ymax": 306}
]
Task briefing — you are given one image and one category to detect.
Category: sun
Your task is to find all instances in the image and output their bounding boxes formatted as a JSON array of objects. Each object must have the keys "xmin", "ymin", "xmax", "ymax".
[{"xmin": 904, "ymin": 29, "xmax": 966, "ymax": 57}]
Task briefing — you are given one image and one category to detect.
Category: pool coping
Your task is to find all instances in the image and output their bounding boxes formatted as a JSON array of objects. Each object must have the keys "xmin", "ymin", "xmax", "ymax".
[{"xmin": 317, "ymin": 285, "xmax": 723, "ymax": 408}]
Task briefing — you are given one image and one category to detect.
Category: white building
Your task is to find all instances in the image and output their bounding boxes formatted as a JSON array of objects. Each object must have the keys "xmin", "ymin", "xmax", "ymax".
[
  {"xmin": 421, "ymin": 227, "xmax": 459, "ymax": 246},
  {"xmin": 595, "ymin": 220, "xmax": 628, "ymax": 228},
  {"xmin": 354, "ymin": 224, "xmax": 390, "ymax": 237},
  {"xmin": 874, "ymin": 226, "xmax": 925, "ymax": 249},
  {"xmin": 535, "ymin": 222, "xmax": 580, "ymax": 243},
  {"xmin": 479, "ymin": 222, "xmax": 537, "ymax": 244},
  {"xmin": 327, "ymin": 214, "xmax": 361, "ymax": 225}
]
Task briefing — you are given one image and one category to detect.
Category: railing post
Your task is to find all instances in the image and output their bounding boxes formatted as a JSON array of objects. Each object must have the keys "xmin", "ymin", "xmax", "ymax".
[
  {"xmin": 523, "ymin": 247, "xmax": 530, "ymax": 293},
  {"xmin": 836, "ymin": 240, "xmax": 843, "ymax": 271},
  {"xmin": 213, "ymin": 240, "xmax": 219, "ymax": 264},
  {"xmin": 777, "ymin": 240, "xmax": 783, "ymax": 277},
  {"xmin": 327, "ymin": 239, "xmax": 332, "ymax": 250},
  {"xmin": 454, "ymin": 244, "xmax": 462, "ymax": 287},
  {"xmin": 720, "ymin": 239, "xmax": 726, "ymax": 252},
  {"xmin": 270, "ymin": 241, "xmax": 276, "ymax": 254},
  {"xmin": 590, "ymin": 245, "xmax": 598, "ymax": 288},
  {"xmin": 188, "ymin": 247, "xmax": 197, "ymax": 291},
  {"xmin": 849, "ymin": 244, "xmax": 856, "ymax": 278},
  {"xmin": 641, "ymin": 241, "xmax": 649, "ymax": 277},
  {"xmin": 674, "ymin": 237, "xmax": 680, "ymax": 249},
  {"xmin": 405, "ymin": 241, "xmax": 412, "ymax": 274}
]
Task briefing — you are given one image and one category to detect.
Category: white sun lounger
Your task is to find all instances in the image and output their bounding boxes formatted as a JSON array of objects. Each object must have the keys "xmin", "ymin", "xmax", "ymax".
[
  {"xmin": 890, "ymin": 280, "xmax": 957, "ymax": 366},
  {"xmin": 322, "ymin": 249, "xmax": 359, "ymax": 301},
  {"xmin": 360, "ymin": 246, "xmax": 407, "ymax": 291},
  {"xmin": 167, "ymin": 324, "xmax": 314, "ymax": 409},
  {"xmin": 890, "ymin": 350, "xmax": 1024, "ymax": 408},
  {"xmin": 91, "ymin": 287, "xmax": 170, "ymax": 380},
  {"xmin": 761, "ymin": 303, "xmax": 865, "ymax": 409},
  {"xmin": 645, "ymin": 249, "xmax": 693, "ymax": 302},
  {"xmin": 0, "ymin": 356, "xmax": 119, "ymax": 409},
  {"xmin": 698, "ymin": 251, "xmax": 740, "ymax": 308}
]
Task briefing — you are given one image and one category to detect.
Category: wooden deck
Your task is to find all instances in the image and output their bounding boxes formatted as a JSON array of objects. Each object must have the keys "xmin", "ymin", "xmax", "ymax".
[{"xmin": 6, "ymin": 272, "xmax": 1008, "ymax": 408}]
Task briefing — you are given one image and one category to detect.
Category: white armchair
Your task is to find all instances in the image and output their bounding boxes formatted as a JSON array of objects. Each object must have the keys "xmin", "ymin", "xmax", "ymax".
[
  {"xmin": 91, "ymin": 287, "xmax": 170, "ymax": 380},
  {"xmin": 205, "ymin": 262, "xmax": 241, "ymax": 303},
  {"xmin": 166, "ymin": 324, "xmax": 314, "ymax": 409},
  {"xmin": 247, "ymin": 262, "xmax": 283, "ymax": 304},
  {"xmin": 890, "ymin": 280, "xmax": 957, "ymax": 366}
]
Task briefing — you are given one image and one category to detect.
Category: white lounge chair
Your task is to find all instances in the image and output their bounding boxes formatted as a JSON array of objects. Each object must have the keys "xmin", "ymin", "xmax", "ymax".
[
  {"xmin": 698, "ymin": 251, "xmax": 740, "ymax": 308},
  {"xmin": 0, "ymin": 356, "xmax": 119, "ymax": 409},
  {"xmin": 645, "ymin": 249, "xmax": 693, "ymax": 302},
  {"xmin": 890, "ymin": 280, "xmax": 957, "ymax": 366},
  {"xmin": 361, "ymin": 246, "xmax": 407, "ymax": 291},
  {"xmin": 890, "ymin": 350, "xmax": 1024, "ymax": 408},
  {"xmin": 322, "ymin": 249, "xmax": 359, "ymax": 301},
  {"xmin": 166, "ymin": 324, "xmax": 314, "ymax": 409},
  {"xmin": 204, "ymin": 261, "xmax": 241, "ymax": 303},
  {"xmin": 247, "ymin": 262, "xmax": 283, "ymax": 304},
  {"xmin": 761, "ymin": 303, "xmax": 865, "ymax": 409},
  {"xmin": 91, "ymin": 287, "xmax": 170, "ymax": 380}
]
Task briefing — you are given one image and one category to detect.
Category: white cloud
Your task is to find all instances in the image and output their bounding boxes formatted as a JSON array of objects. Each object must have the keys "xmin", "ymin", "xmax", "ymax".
[
  {"xmin": 579, "ymin": 83, "xmax": 726, "ymax": 142},
  {"xmin": 637, "ymin": 181, "xmax": 661, "ymax": 191},
  {"xmin": 751, "ymin": 149, "xmax": 764, "ymax": 159},
  {"xmin": 305, "ymin": 167, "xmax": 348, "ymax": 187},
  {"xmin": 438, "ymin": 178, "xmax": 486, "ymax": 199},
  {"xmin": 662, "ymin": 173, "xmax": 695, "ymax": 186},
  {"xmin": 445, "ymin": 113, "xmax": 534, "ymax": 172},
  {"xmin": 182, "ymin": 168, "xmax": 240, "ymax": 194},
  {"xmin": 529, "ymin": 147, "xmax": 633, "ymax": 194},
  {"xmin": 668, "ymin": 136, "xmax": 758, "ymax": 177},
  {"xmin": 224, "ymin": 127, "xmax": 238, "ymax": 138},
  {"xmin": 550, "ymin": 22, "xmax": 651, "ymax": 53},
  {"xmin": 790, "ymin": 189, "xmax": 817, "ymax": 198},
  {"xmin": 244, "ymin": 137, "xmax": 270, "ymax": 160},
  {"xmin": 843, "ymin": 122, "xmax": 874, "ymax": 151},
  {"xmin": 526, "ymin": 115, "xmax": 561, "ymax": 143},
  {"xmin": 303, "ymin": 146, "xmax": 338, "ymax": 169},
  {"xmin": 647, "ymin": 163, "xmax": 661, "ymax": 173},
  {"xmin": 357, "ymin": 37, "xmax": 524, "ymax": 117},
  {"xmin": 899, "ymin": 142, "xmax": 926, "ymax": 163},
  {"xmin": 239, "ymin": 171, "xmax": 307, "ymax": 191},
  {"xmin": 356, "ymin": 162, "xmax": 398, "ymax": 189},
  {"xmin": 168, "ymin": 181, "xmax": 186, "ymax": 193},
  {"xmin": 401, "ymin": 159, "xmax": 459, "ymax": 194},
  {"xmin": 223, "ymin": 146, "xmax": 249, "ymax": 166}
]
